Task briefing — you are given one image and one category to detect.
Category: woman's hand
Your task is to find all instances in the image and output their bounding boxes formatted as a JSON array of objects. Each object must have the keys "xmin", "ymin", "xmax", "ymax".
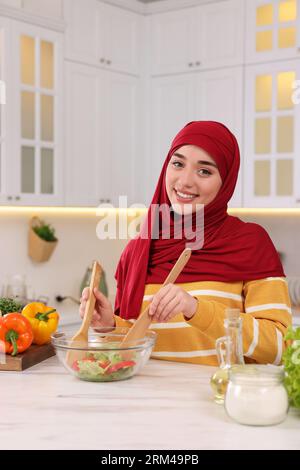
[
  {"xmin": 79, "ymin": 287, "xmax": 115, "ymax": 328},
  {"xmin": 148, "ymin": 284, "xmax": 198, "ymax": 322}
]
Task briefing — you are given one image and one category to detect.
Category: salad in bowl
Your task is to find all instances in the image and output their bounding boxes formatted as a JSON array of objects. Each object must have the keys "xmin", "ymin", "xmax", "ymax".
[{"xmin": 51, "ymin": 326, "xmax": 156, "ymax": 382}]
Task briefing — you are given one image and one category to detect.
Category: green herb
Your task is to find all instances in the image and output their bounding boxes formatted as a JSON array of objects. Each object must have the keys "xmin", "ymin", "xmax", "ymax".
[
  {"xmin": 33, "ymin": 220, "xmax": 57, "ymax": 242},
  {"xmin": 0, "ymin": 298, "xmax": 23, "ymax": 316},
  {"xmin": 283, "ymin": 326, "xmax": 300, "ymax": 409}
]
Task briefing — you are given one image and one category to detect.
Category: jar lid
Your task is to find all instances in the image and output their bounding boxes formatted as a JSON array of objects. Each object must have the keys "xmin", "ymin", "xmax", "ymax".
[{"xmin": 229, "ymin": 364, "xmax": 284, "ymax": 385}]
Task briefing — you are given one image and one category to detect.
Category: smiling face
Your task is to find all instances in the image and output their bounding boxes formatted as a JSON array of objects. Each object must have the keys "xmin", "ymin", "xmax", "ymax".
[{"xmin": 165, "ymin": 145, "xmax": 223, "ymax": 214}]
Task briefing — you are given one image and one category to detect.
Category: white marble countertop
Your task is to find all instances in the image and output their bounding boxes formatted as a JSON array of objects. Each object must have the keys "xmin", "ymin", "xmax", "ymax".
[{"xmin": 0, "ymin": 356, "xmax": 300, "ymax": 450}]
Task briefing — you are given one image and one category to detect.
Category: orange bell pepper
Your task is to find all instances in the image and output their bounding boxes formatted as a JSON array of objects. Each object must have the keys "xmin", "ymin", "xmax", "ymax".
[
  {"xmin": 0, "ymin": 313, "xmax": 33, "ymax": 356},
  {"xmin": 22, "ymin": 302, "xmax": 59, "ymax": 345}
]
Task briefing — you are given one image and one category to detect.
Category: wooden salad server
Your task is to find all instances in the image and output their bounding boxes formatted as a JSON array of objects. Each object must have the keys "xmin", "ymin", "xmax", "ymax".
[
  {"xmin": 121, "ymin": 248, "xmax": 192, "ymax": 346},
  {"xmin": 66, "ymin": 261, "xmax": 102, "ymax": 367}
]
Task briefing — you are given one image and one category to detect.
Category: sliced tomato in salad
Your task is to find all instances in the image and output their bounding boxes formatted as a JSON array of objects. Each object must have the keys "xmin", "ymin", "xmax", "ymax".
[
  {"xmin": 105, "ymin": 360, "xmax": 136, "ymax": 375},
  {"xmin": 72, "ymin": 360, "xmax": 80, "ymax": 371},
  {"xmin": 72, "ymin": 357, "xmax": 110, "ymax": 371},
  {"xmin": 98, "ymin": 360, "xmax": 110, "ymax": 369}
]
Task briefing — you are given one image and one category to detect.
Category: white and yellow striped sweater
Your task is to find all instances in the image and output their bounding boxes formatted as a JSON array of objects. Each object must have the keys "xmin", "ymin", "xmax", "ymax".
[{"xmin": 115, "ymin": 277, "xmax": 291, "ymax": 366}]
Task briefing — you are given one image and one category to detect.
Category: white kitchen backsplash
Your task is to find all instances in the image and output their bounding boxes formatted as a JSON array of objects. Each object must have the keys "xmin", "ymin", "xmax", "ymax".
[
  {"xmin": 0, "ymin": 212, "xmax": 127, "ymax": 309},
  {"xmin": 0, "ymin": 212, "xmax": 299, "ymax": 309}
]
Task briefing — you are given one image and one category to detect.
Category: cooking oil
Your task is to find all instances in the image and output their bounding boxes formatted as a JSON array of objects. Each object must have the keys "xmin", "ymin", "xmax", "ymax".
[
  {"xmin": 211, "ymin": 308, "xmax": 244, "ymax": 404},
  {"xmin": 210, "ymin": 367, "xmax": 229, "ymax": 404}
]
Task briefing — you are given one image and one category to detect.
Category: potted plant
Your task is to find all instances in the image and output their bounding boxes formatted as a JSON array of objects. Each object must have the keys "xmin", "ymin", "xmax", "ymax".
[{"xmin": 28, "ymin": 216, "xmax": 58, "ymax": 262}]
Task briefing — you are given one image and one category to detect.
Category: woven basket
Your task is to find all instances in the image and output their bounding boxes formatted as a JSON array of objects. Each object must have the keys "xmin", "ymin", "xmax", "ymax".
[{"xmin": 28, "ymin": 216, "xmax": 58, "ymax": 263}]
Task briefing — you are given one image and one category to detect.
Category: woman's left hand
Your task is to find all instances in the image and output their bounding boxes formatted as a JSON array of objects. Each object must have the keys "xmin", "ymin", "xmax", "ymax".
[{"xmin": 148, "ymin": 284, "xmax": 198, "ymax": 322}]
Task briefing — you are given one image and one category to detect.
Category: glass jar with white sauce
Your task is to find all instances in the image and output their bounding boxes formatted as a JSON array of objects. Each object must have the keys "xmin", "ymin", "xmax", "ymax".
[{"xmin": 224, "ymin": 364, "xmax": 289, "ymax": 426}]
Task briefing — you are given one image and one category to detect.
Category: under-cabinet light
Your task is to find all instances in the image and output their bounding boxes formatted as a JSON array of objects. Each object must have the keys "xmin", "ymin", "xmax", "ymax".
[{"xmin": 0, "ymin": 207, "xmax": 300, "ymax": 216}]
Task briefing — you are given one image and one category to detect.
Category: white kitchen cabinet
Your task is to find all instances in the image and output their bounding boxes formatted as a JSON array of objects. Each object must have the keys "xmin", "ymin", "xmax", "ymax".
[
  {"xmin": 64, "ymin": 0, "xmax": 140, "ymax": 76},
  {"xmin": 0, "ymin": 17, "xmax": 10, "ymax": 205},
  {"xmin": 245, "ymin": 0, "xmax": 300, "ymax": 64},
  {"xmin": 150, "ymin": 0, "xmax": 244, "ymax": 76},
  {"xmin": 244, "ymin": 60, "xmax": 300, "ymax": 207},
  {"xmin": 150, "ymin": 74, "xmax": 193, "ymax": 194},
  {"xmin": 150, "ymin": 8, "xmax": 195, "ymax": 76},
  {"xmin": 97, "ymin": 2, "xmax": 139, "ymax": 76},
  {"xmin": 103, "ymin": 71, "xmax": 138, "ymax": 207},
  {"xmin": 65, "ymin": 62, "xmax": 102, "ymax": 206},
  {"xmin": 149, "ymin": 67, "xmax": 243, "ymax": 207},
  {"xmin": 196, "ymin": 0, "xmax": 245, "ymax": 72},
  {"xmin": 65, "ymin": 61, "xmax": 138, "ymax": 207},
  {"xmin": 3, "ymin": 20, "xmax": 63, "ymax": 206},
  {"xmin": 193, "ymin": 68, "xmax": 243, "ymax": 208},
  {"xmin": 64, "ymin": 0, "xmax": 98, "ymax": 66}
]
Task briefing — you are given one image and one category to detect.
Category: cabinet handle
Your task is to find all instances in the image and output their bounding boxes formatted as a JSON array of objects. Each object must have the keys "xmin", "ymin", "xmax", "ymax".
[
  {"xmin": 15, "ymin": 196, "xmax": 20, "ymax": 201},
  {"xmin": 7, "ymin": 195, "xmax": 12, "ymax": 200},
  {"xmin": 296, "ymin": 199, "xmax": 300, "ymax": 203},
  {"xmin": 106, "ymin": 60, "xmax": 111, "ymax": 65},
  {"xmin": 297, "ymin": 47, "xmax": 300, "ymax": 52},
  {"xmin": 188, "ymin": 62, "xmax": 194, "ymax": 67},
  {"xmin": 99, "ymin": 198, "xmax": 111, "ymax": 203},
  {"xmin": 195, "ymin": 61, "xmax": 201, "ymax": 66},
  {"xmin": 99, "ymin": 58, "xmax": 105, "ymax": 63}
]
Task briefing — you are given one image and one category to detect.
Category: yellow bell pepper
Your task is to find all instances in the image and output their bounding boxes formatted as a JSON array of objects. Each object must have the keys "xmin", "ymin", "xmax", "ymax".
[{"xmin": 22, "ymin": 302, "xmax": 59, "ymax": 345}]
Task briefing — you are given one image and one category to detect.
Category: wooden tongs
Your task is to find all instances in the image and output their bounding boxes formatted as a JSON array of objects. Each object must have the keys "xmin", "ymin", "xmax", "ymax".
[{"xmin": 66, "ymin": 261, "xmax": 102, "ymax": 367}]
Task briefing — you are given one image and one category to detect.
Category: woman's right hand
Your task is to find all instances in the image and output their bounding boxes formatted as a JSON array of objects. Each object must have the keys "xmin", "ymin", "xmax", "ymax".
[{"xmin": 79, "ymin": 287, "xmax": 115, "ymax": 328}]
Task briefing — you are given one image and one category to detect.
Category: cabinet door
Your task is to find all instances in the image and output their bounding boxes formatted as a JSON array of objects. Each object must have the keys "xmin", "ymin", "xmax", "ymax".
[
  {"xmin": 198, "ymin": 0, "xmax": 244, "ymax": 70},
  {"xmin": 102, "ymin": 71, "xmax": 138, "ymax": 207},
  {"xmin": 150, "ymin": 74, "xmax": 193, "ymax": 203},
  {"xmin": 98, "ymin": 3, "xmax": 139, "ymax": 75},
  {"xmin": 193, "ymin": 67, "xmax": 244, "ymax": 208},
  {"xmin": 65, "ymin": 62, "xmax": 104, "ymax": 206},
  {"xmin": 0, "ymin": 17, "xmax": 13, "ymax": 205},
  {"xmin": 64, "ymin": 0, "xmax": 98, "ymax": 65},
  {"xmin": 244, "ymin": 60, "xmax": 300, "ymax": 207},
  {"xmin": 150, "ymin": 1, "xmax": 244, "ymax": 76},
  {"xmin": 245, "ymin": 0, "xmax": 300, "ymax": 64},
  {"xmin": 11, "ymin": 21, "xmax": 63, "ymax": 206},
  {"xmin": 150, "ymin": 8, "xmax": 194, "ymax": 75}
]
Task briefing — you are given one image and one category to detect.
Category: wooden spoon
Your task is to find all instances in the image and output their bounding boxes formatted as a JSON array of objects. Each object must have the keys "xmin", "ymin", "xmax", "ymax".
[
  {"xmin": 121, "ymin": 248, "xmax": 192, "ymax": 347},
  {"xmin": 66, "ymin": 261, "xmax": 102, "ymax": 367}
]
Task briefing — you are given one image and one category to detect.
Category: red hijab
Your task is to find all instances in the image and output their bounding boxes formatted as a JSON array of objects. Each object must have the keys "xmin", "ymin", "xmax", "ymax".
[{"xmin": 114, "ymin": 121, "xmax": 284, "ymax": 320}]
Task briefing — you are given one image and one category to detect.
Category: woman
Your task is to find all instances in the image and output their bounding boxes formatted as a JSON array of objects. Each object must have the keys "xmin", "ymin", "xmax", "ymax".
[{"xmin": 80, "ymin": 121, "xmax": 291, "ymax": 366}]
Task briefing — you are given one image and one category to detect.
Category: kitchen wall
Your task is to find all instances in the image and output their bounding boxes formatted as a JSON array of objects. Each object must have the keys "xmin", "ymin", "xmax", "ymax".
[
  {"xmin": 0, "ymin": 211, "xmax": 128, "ymax": 309},
  {"xmin": 0, "ymin": 211, "xmax": 299, "ymax": 313}
]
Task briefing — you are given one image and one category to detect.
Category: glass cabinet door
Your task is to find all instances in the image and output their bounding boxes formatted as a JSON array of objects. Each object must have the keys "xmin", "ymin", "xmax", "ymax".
[
  {"xmin": 0, "ymin": 18, "xmax": 10, "ymax": 205},
  {"xmin": 0, "ymin": 26, "xmax": 4, "ymax": 202},
  {"xmin": 244, "ymin": 60, "xmax": 300, "ymax": 207},
  {"xmin": 246, "ymin": 0, "xmax": 300, "ymax": 63},
  {"xmin": 12, "ymin": 21, "xmax": 63, "ymax": 205}
]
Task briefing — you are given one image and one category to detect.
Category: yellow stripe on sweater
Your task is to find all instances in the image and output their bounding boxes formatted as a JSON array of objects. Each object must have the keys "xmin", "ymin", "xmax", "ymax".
[{"xmin": 115, "ymin": 278, "xmax": 291, "ymax": 366}]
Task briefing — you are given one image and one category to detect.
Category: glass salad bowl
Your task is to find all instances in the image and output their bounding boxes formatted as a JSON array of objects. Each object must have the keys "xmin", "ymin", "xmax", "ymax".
[{"xmin": 51, "ymin": 326, "xmax": 156, "ymax": 382}]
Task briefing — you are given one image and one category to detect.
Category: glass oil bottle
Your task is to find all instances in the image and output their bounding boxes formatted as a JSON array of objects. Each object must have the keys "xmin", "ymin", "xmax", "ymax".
[{"xmin": 210, "ymin": 308, "xmax": 244, "ymax": 404}]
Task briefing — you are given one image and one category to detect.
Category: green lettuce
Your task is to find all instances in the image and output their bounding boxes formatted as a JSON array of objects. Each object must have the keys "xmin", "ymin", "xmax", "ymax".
[
  {"xmin": 283, "ymin": 326, "xmax": 300, "ymax": 409},
  {"xmin": 74, "ymin": 351, "xmax": 136, "ymax": 382}
]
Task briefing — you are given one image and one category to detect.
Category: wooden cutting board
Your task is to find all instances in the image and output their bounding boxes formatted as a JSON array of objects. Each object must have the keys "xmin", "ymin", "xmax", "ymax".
[{"xmin": 0, "ymin": 343, "xmax": 55, "ymax": 371}]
